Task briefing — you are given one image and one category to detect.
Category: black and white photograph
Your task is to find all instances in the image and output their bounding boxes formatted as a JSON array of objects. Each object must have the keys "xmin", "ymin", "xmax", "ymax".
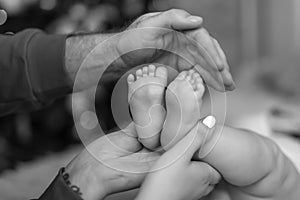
[{"xmin": 0, "ymin": 0, "xmax": 300, "ymax": 199}]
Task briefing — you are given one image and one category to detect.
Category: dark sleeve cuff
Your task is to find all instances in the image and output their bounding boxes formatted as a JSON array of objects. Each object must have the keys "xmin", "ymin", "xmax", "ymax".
[
  {"xmin": 26, "ymin": 30, "xmax": 73, "ymax": 103},
  {"xmin": 38, "ymin": 168, "xmax": 83, "ymax": 200}
]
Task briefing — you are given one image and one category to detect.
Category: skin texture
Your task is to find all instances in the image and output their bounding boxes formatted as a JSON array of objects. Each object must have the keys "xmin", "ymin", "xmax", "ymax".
[
  {"xmin": 65, "ymin": 121, "xmax": 221, "ymax": 200},
  {"xmin": 127, "ymin": 64, "xmax": 168, "ymax": 150},
  {"xmin": 65, "ymin": 123, "xmax": 160, "ymax": 200},
  {"xmin": 65, "ymin": 9, "xmax": 235, "ymax": 93},
  {"xmin": 63, "ymin": 9, "xmax": 236, "ymax": 200},
  {"xmin": 136, "ymin": 119, "xmax": 221, "ymax": 200},
  {"xmin": 170, "ymin": 120, "xmax": 300, "ymax": 200},
  {"xmin": 161, "ymin": 69, "xmax": 205, "ymax": 150}
]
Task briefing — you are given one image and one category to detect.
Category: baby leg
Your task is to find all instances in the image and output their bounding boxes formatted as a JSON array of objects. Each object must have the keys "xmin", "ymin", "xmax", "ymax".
[
  {"xmin": 193, "ymin": 123, "xmax": 300, "ymax": 199},
  {"xmin": 127, "ymin": 64, "xmax": 167, "ymax": 149},
  {"xmin": 160, "ymin": 69, "xmax": 205, "ymax": 150}
]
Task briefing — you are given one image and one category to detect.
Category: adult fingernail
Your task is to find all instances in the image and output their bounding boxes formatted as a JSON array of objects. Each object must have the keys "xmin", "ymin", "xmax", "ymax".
[
  {"xmin": 217, "ymin": 60, "xmax": 224, "ymax": 70},
  {"xmin": 214, "ymin": 56, "xmax": 223, "ymax": 68},
  {"xmin": 222, "ymin": 70, "xmax": 234, "ymax": 85},
  {"xmin": 188, "ymin": 16, "xmax": 203, "ymax": 23},
  {"xmin": 226, "ymin": 71, "xmax": 233, "ymax": 80},
  {"xmin": 203, "ymin": 116, "xmax": 216, "ymax": 128},
  {"xmin": 226, "ymin": 82, "xmax": 236, "ymax": 90},
  {"xmin": 0, "ymin": 10, "xmax": 7, "ymax": 25}
]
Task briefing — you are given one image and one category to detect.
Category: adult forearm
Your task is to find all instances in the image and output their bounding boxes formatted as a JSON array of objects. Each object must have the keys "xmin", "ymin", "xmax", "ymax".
[{"xmin": 65, "ymin": 33, "xmax": 122, "ymax": 92}]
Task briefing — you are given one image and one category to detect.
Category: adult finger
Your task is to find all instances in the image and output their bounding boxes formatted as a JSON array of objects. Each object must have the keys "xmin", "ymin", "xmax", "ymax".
[
  {"xmin": 114, "ymin": 149, "xmax": 160, "ymax": 173},
  {"xmin": 167, "ymin": 116, "xmax": 216, "ymax": 162},
  {"xmin": 141, "ymin": 9, "xmax": 203, "ymax": 31},
  {"xmin": 128, "ymin": 12, "xmax": 162, "ymax": 29},
  {"xmin": 88, "ymin": 130, "xmax": 142, "ymax": 157},
  {"xmin": 223, "ymin": 70, "xmax": 236, "ymax": 91},
  {"xmin": 190, "ymin": 162, "xmax": 221, "ymax": 185},
  {"xmin": 123, "ymin": 122, "xmax": 138, "ymax": 137},
  {"xmin": 211, "ymin": 37, "xmax": 228, "ymax": 71},
  {"xmin": 109, "ymin": 130, "xmax": 142, "ymax": 153},
  {"xmin": 211, "ymin": 38, "xmax": 236, "ymax": 90},
  {"xmin": 203, "ymin": 185, "xmax": 216, "ymax": 197},
  {"xmin": 190, "ymin": 28, "xmax": 223, "ymax": 70},
  {"xmin": 194, "ymin": 64, "xmax": 225, "ymax": 92},
  {"xmin": 192, "ymin": 116, "xmax": 217, "ymax": 160},
  {"xmin": 127, "ymin": 148, "xmax": 161, "ymax": 164},
  {"xmin": 188, "ymin": 29, "xmax": 235, "ymax": 91}
]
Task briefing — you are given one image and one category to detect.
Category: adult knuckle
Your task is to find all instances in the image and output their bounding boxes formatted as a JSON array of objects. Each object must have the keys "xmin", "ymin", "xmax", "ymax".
[
  {"xmin": 140, "ymin": 13, "xmax": 154, "ymax": 20},
  {"xmin": 169, "ymin": 8, "xmax": 181, "ymax": 14}
]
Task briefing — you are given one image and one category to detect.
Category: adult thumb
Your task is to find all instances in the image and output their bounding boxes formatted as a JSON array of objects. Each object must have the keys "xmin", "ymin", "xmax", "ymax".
[{"xmin": 167, "ymin": 115, "xmax": 216, "ymax": 162}]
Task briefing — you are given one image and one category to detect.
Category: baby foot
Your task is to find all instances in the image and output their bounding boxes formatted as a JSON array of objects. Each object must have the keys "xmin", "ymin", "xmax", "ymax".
[
  {"xmin": 161, "ymin": 69, "xmax": 205, "ymax": 150},
  {"xmin": 127, "ymin": 64, "xmax": 168, "ymax": 149}
]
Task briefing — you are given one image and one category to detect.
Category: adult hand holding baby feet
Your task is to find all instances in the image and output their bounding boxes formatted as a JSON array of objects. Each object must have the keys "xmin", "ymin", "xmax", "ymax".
[
  {"xmin": 117, "ymin": 9, "xmax": 235, "ymax": 91},
  {"xmin": 127, "ymin": 64, "xmax": 300, "ymax": 200},
  {"xmin": 141, "ymin": 65, "xmax": 300, "ymax": 200},
  {"xmin": 127, "ymin": 64, "xmax": 168, "ymax": 149}
]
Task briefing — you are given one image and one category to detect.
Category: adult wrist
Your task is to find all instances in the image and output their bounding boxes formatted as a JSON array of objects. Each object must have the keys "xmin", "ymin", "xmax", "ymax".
[
  {"xmin": 65, "ymin": 159, "xmax": 108, "ymax": 200},
  {"xmin": 65, "ymin": 32, "xmax": 121, "ymax": 91},
  {"xmin": 61, "ymin": 167, "xmax": 83, "ymax": 196}
]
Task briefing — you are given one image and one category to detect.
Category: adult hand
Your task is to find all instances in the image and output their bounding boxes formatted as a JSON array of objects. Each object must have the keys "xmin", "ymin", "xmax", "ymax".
[
  {"xmin": 135, "ymin": 121, "xmax": 221, "ymax": 200},
  {"xmin": 117, "ymin": 9, "xmax": 234, "ymax": 91},
  {"xmin": 67, "ymin": 9, "xmax": 234, "ymax": 92},
  {"xmin": 65, "ymin": 124, "xmax": 160, "ymax": 200}
]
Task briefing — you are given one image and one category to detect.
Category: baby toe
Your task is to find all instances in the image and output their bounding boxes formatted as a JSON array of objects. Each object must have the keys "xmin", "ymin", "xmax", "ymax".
[
  {"xmin": 155, "ymin": 66, "xmax": 168, "ymax": 80},
  {"xmin": 185, "ymin": 73, "xmax": 192, "ymax": 81},
  {"xmin": 127, "ymin": 74, "xmax": 135, "ymax": 84},
  {"xmin": 142, "ymin": 66, "xmax": 149, "ymax": 77},
  {"xmin": 196, "ymin": 82, "xmax": 205, "ymax": 96},
  {"xmin": 188, "ymin": 69, "xmax": 195, "ymax": 76},
  {"xmin": 195, "ymin": 74, "xmax": 203, "ymax": 84},
  {"xmin": 149, "ymin": 64, "xmax": 156, "ymax": 76},
  {"xmin": 175, "ymin": 71, "xmax": 187, "ymax": 81},
  {"xmin": 189, "ymin": 78, "xmax": 196, "ymax": 86},
  {"xmin": 136, "ymin": 69, "xmax": 143, "ymax": 79},
  {"xmin": 192, "ymin": 72, "xmax": 200, "ymax": 80}
]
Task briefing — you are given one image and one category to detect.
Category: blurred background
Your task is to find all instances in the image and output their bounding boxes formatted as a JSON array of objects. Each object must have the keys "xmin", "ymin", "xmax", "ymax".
[{"xmin": 1, "ymin": 0, "xmax": 300, "ymax": 199}]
